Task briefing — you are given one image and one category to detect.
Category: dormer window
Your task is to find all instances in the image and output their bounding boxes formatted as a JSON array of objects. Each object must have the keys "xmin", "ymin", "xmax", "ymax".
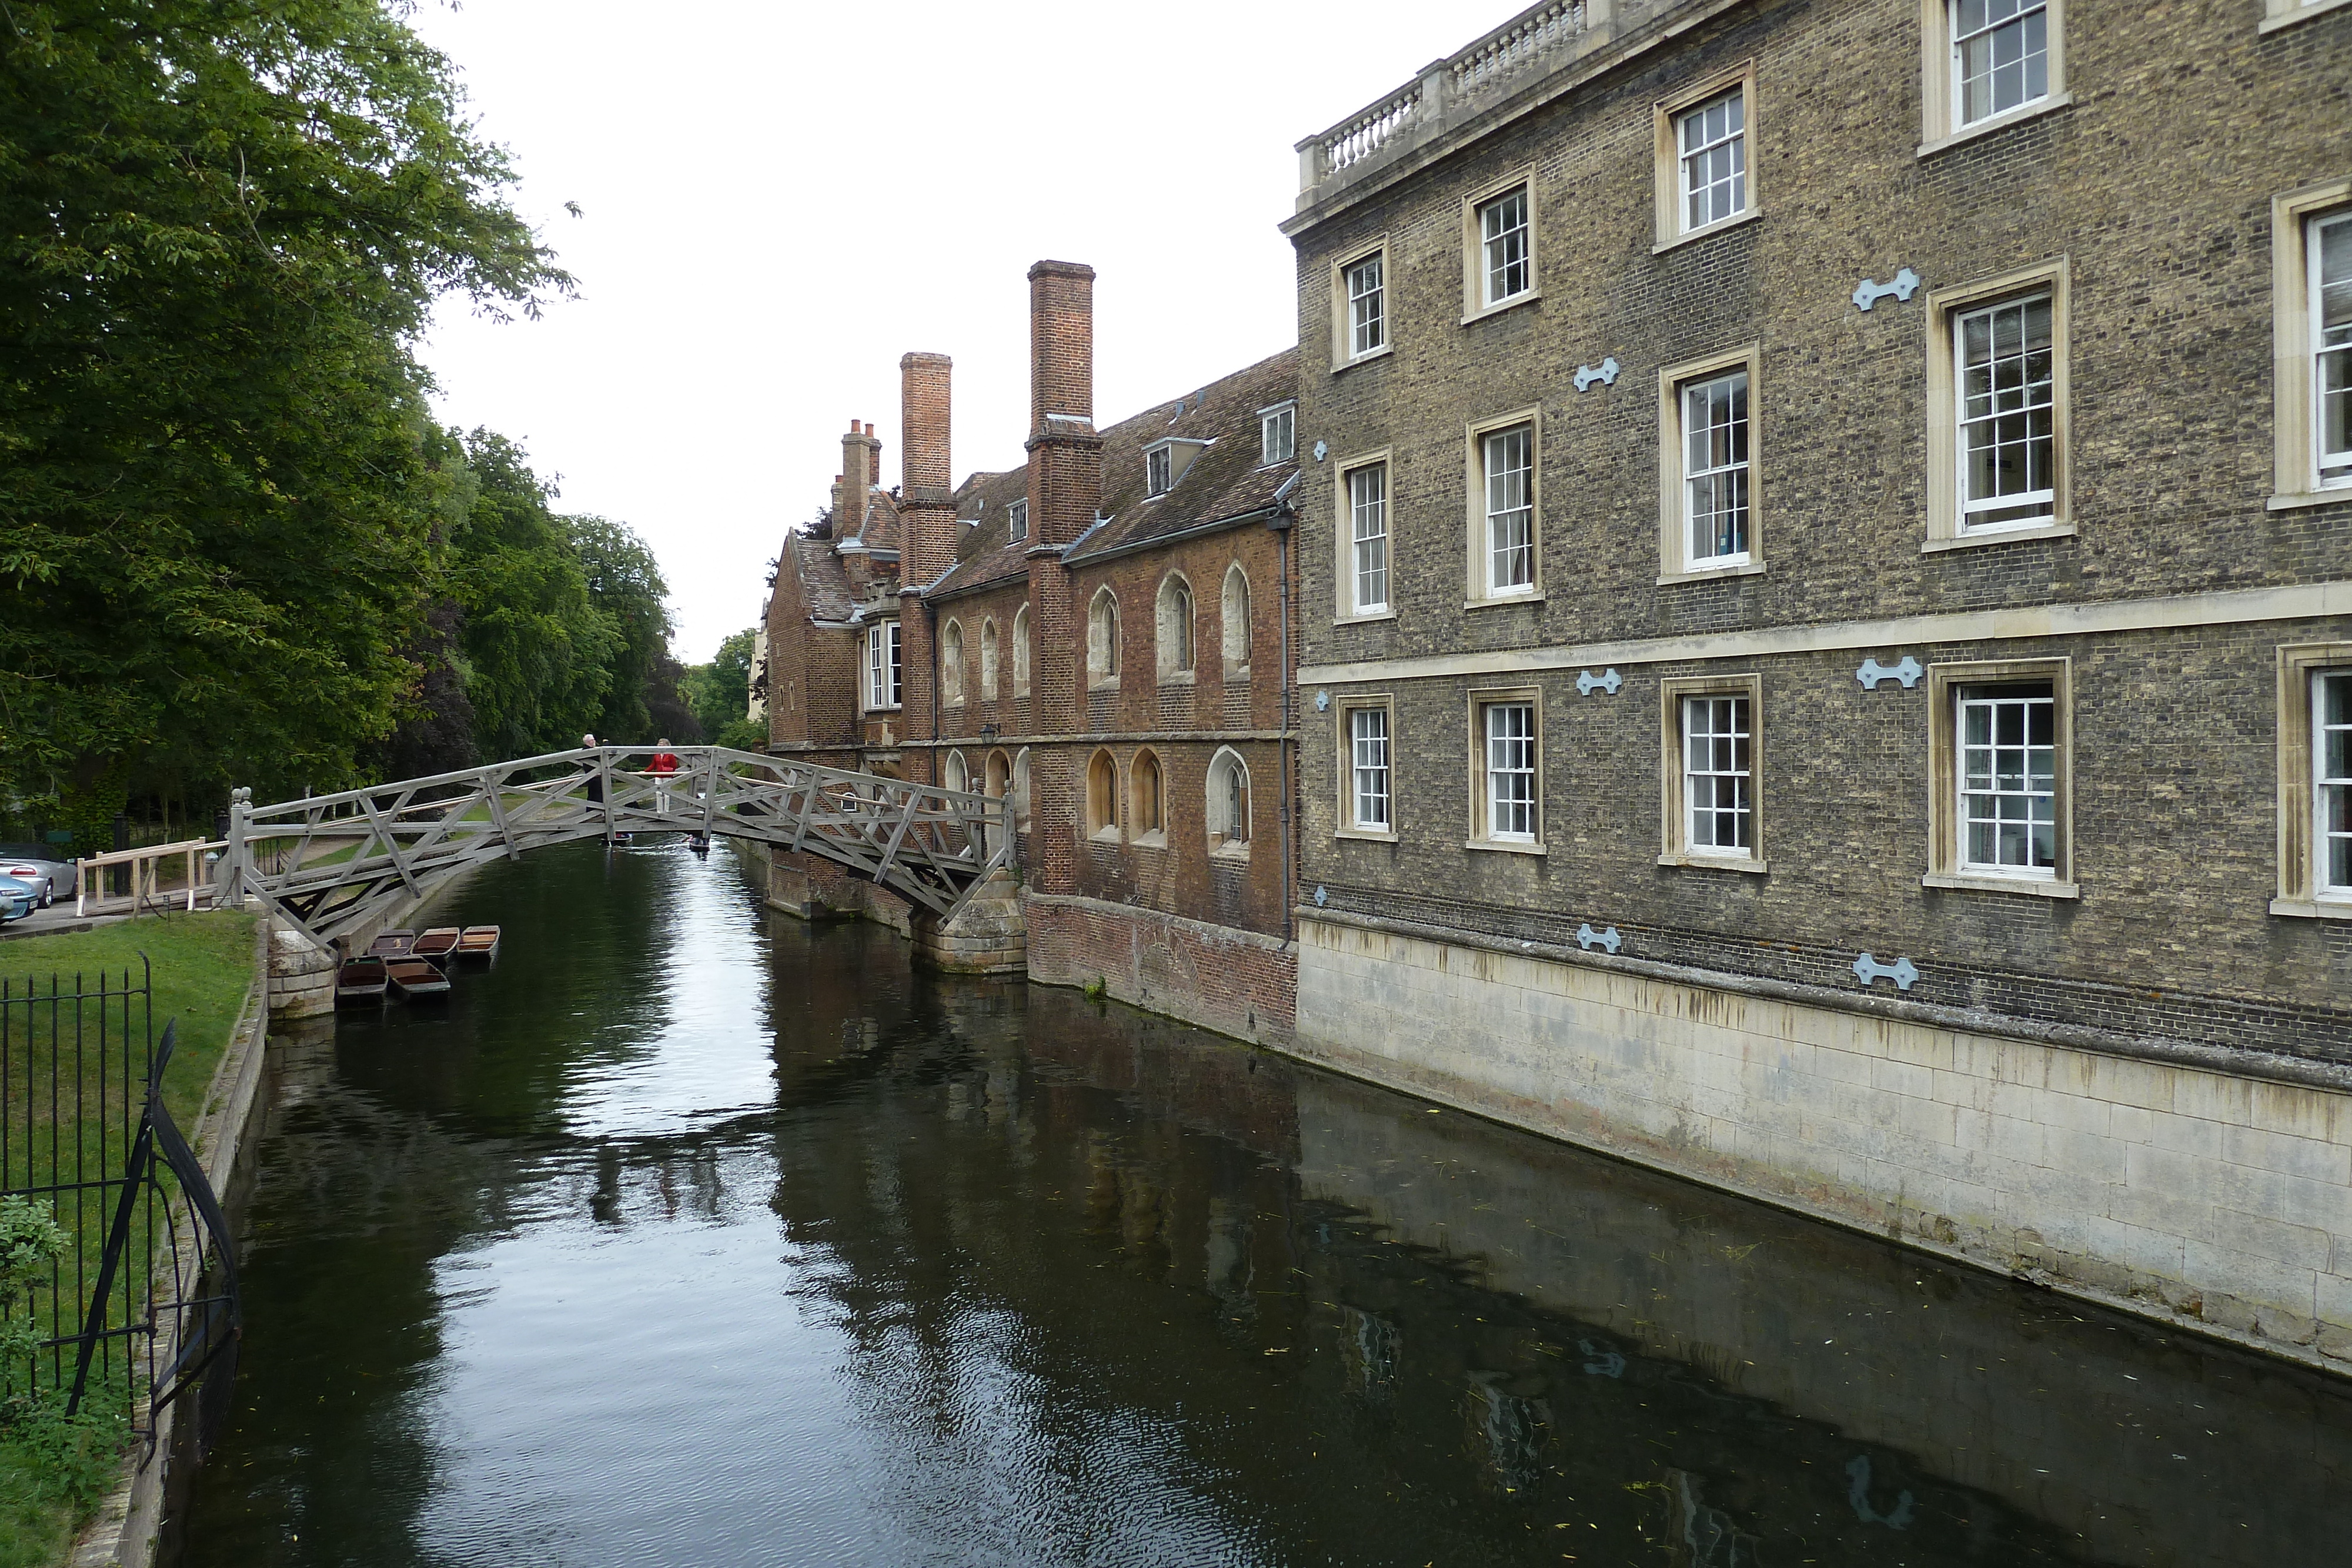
[
  {"xmin": 1008, "ymin": 499, "xmax": 1029, "ymax": 541},
  {"xmin": 1261, "ymin": 404, "xmax": 1295, "ymax": 466},
  {"xmin": 1147, "ymin": 446, "xmax": 1174, "ymax": 497}
]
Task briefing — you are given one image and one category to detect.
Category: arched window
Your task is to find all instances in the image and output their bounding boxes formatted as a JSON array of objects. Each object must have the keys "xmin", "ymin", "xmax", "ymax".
[
  {"xmin": 1012, "ymin": 605, "xmax": 1031, "ymax": 696},
  {"xmin": 942, "ymin": 620, "xmax": 965, "ymax": 706},
  {"xmin": 1088, "ymin": 589, "xmax": 1121, "ymax": 683},
  {"xmin": 1221, "ymin": 564, "xmax": 1251, "ymax": 675},
  {"xmin": 1209, "ymin": 748, "xmax": 1251, "ymax": 853},
  {"xmin": 1013, "ymin": 748, "xmax": 1032, "ymax": 832},
  {"xmin": 980, "ymin": 618, "xmax": 1000, "ymax": 700},
  {"xmin": 944, "ymin": 749, "xmax": 968, "ymax": 793},
  {"xmin": 1156, "ymin": 574, "xmax": 1195, "ymax": 679},
  {"xmin": 982, "ymin": 749, "xmax": 1010, "ymax": 858},
  {"xmin": 1130, "ymin": 749, "xmax": 1165, "ymax": 845},
  {"xmin": 1086, "ymin": 750, "xmax": 1120, "ymax": 840}
]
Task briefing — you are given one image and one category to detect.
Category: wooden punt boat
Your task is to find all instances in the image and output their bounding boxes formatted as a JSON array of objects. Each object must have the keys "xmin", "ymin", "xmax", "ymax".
[
  {"xmin": 413, "ymin": 927, "xmax": 463, "ymax": 960},
  {"xmin": 367, "ymin": 928, "xmax": 417, "ymax": 958},
  {"xmin": 385, "ymin": 958, "xmax": 452, "ymax": 1000},
  {"xmin": 335, "ymin": 958, "xmax": 390, "ymax": 1005},
  {"xmin": 456, "ymin": 925, "xmax": 502, "ymax": 962}
]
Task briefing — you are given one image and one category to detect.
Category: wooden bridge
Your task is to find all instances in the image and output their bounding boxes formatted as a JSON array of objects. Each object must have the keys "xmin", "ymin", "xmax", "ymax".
[{"xmin": 214, "ymin": 745, "xmax": 1007, "ymax": 948}]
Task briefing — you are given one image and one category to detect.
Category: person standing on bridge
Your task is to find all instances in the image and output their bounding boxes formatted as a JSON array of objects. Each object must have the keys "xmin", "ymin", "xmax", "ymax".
[
  {"xmin": 646, "ymin": 740, "xmax": 681, "ymax": 814},
  {"xmin": 580, "ymin": 735, "xmax": 603, "ymax": 806}
]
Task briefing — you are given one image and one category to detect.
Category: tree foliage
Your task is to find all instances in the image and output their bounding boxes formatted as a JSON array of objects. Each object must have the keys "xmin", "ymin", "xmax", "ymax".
[
  {"xmin": 0, "ymin": 0, "xmax": 569, "ymax": 835},
  {"xmin": 681, "ymin": 627, "xmax": 758, "ymax": 740}
]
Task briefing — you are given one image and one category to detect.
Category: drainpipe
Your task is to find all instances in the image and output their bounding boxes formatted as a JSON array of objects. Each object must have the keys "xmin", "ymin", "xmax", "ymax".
[{"xmin": 1269, "ymin": 504, "xmax": 1295, "ymax": 945}]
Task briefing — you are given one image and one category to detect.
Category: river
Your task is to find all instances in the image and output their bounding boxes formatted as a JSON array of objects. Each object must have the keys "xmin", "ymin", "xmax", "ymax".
[{"xmin": 176, "ymin": 839, "xmax": 2351, "ymax": 1566}]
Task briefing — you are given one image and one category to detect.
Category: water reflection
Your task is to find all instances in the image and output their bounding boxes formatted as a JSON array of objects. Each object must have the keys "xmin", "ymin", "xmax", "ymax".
[{"xmin": 179, "ymin": 841, "xmax": 2352, "ymax": 1567}]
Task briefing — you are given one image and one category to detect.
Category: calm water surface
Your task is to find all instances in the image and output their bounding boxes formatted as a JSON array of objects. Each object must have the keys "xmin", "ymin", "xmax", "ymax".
[{"xmin": 178, "ymin": 841, "xmax": 2351, "ymax": 1566}]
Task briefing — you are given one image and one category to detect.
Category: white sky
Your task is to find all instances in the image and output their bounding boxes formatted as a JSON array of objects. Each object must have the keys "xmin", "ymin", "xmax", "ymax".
[{"xmin": 409, "ymin": 0, "xmax": 1513, "ymax": 663}]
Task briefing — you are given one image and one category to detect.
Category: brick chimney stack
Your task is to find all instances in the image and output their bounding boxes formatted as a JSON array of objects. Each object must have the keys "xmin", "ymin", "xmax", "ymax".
[
  {"xmin": 1025, "ymin": 260, "xmax": 1102, "ymax": 549},
  {"xmin": 898, "ymin": 352, "xmax": 954, "ymax": 586},
  {"xmin": 838, "ymin": 420, "xmax": 880, "ymax": 536}
]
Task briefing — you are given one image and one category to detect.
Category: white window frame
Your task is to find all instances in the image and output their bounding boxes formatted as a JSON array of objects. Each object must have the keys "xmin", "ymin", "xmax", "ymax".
[
  {"xmin": 1461, "ymin": 173, "xmax": 1539, "ymax": 322},
  {"xmin": 1659, "ymin": 675, "xmax": 1765, "ymax": 871},
  {"xmin": 1678, "ymin": 89, "xmax": 1746, "ymax": 233},
  {"xmin": 2310, "ymin": 210, "xmax": 2352, "ymax": 492},
  {"xmin": 2272, "ymin": 185, "xmax": 2352, "ymax": 509},
  {"xmin": 1341, "ymin": 456, "xmax": 1392, "ymax": 620},
  {"xmin": 1952, "ymin": 0, "xmax": 2050, "ymax": 128},
  {"xmin": 1955, "ymin": 291, "xmax": 2057, "ymax": 533},
  {"xmin": 1659, "ymin": 346, "xmax": 1765, "ymax": 582},
  {"xmin": 2318, "ymin": 670, "xmax": 2352, "ymax": 899},
  {"xmin": 1145, "ymin": 444, "xmax": 1173, "ymax": 498},
  {"xmin": 863, "ymin": 620, "xmax": 901, "ymax": 712},
  {"xmin": 1923, "ymin": 260, "xmax": 2072, "ymax": 551},
  {"xmin": 1466, "ymin": 413, "xmax": 1541, "ymax": 604},
  {"xmin": 1955, "ymin": 683, "xmax": 2057, "ymax": 878},
  {"xmin": 1261, "ymin": 402, "xmax": 1295, "ymax": 467},
  {"xmin": 1331, "ymin": 240, "xmax": 1393, "ymax": 369},
  {"xmin": 1917, "ymin": 0, "xmax": 2067, "ymax": 155},
  {"xmin": 1008, "ymin": 499, "xmax": 1029, "ymax": 542},
  {"xmin": 1466, "ymin": 690, "xmax": 1543, "ymax": 852},
  {"xmin": 2273, "ymin": 644, "xmax": 2352, "ymax": 918},
  {"xmin": 1924, "ymin": 657, "xmax": 2076, "ymax": 898},
  {"xmin": 1480, "ymin": 188, "xmax": 1531, "ymax": 309},
  {"xmin": 1208, "ymin": 746, "xmax": 1252, "ymax": 857},
  {"xmin": 2262, "ymin": 0, "xmax": 2352, "ymax": 32},
  {"xmin": 1339, "ymin": 700, "xmax": 1395, "ymax": 838},
  {"xmin": 1652, "ymin": 65, "xmax": 1760, "ymax": 252}
]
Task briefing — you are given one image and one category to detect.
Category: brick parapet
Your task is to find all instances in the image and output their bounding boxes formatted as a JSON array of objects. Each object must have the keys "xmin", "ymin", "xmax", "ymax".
[{"xmin": 1025, "ymin": 890, "xmax": 1297, "ymax": 1047}]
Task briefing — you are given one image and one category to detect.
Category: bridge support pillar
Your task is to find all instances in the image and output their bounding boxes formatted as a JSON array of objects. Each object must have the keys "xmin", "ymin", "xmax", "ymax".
[
  {"xmin": 911, "ymin": 868, "xmax": 1027, "ymax": 975},
  {"xmin": 266, "ymin": 923, "xmax": 338, "ymax": 1019}
]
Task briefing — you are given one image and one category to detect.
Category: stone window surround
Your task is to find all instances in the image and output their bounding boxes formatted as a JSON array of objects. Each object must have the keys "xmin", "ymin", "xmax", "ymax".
[
  {"xmin": 1656, "ymin": 343, "xmax": 1768, "ymax": 585},
  {"xmin": 1335, "ymin": 447, "xmax": 1396, "ymax": 624},
  {"xmin": 1011, "ymin": 604, "xmax": 1032, "ymax": 697},
  {"xmin": 2271, "ymin": 180, "xmax": 2352, "ymax": 511},
  {"xmin": 2260, "ymin": 0, "xmax": 2352, "ymax": 31},
  {"xmin": 1207, "ymin": 745, "xmax": 1252, "ymax": 860},
  {"xmin": 1916, "ymin": 0, "xmax": 2072, "ymax": 158},
  {"xmin": 1923, "ymin": 257, "xmax": 2075, "ymax": 553},
  {"xmin": 1155, "ymin": 571, "xmax": 1197, "ymax": 686},
  {"xmin": 1334, "ymin": 693, "xmax": 1398, "ymax": 842},
  {"xmin": 1923, "ymin": 656, "xmax": 2079, "ymax": 899},
  {"xmin": 1465, "ymin": 684, "xmax": 1546, "ymax": 855},
  {"xmin": 1221, "ymin": 563, "xmax": 1253, "ymax": 680},
  {"xmin": 1087, "ymin": 586, "xmax": 1121, "ymax": 690},
  {"xmin": 1464, "ymin": 407, "xmax": 1545, "ymax": 608},
  {"xmin": 1085, "ymin": 747, "xmax": 1121, "ymax": 842},
  {"xmin": 2273, "ymin": 642, "xmax": 2352, "ymax": 920},
  {"xmin": 1652, "ymin": 61, "xmax": 1761, "ymax": 256},
  {"xmin": 1331, "ymin": 239, "xmax": 1393, "ymax": 372},
  {"xmin": 1259, "ymin": 400, "xmax": 1297, "ymax": 467},
  {"xmin": 980, "ymin": 616, "xmax": 1000, "ymax": 702},
  {"xmin": 1129, "ymin": 747, "xmax": 1168, "ymax": 850},
  {"xmin": 1658, "ymin": 672, "xmax": 1768, "ymax": 874},
  {"xmin": 941, "ymin": 617, "xmax": 966, "ymax": 707},
  {"xmin": 1459, "ymin": 168, "xmax": 1541, "ymax": 326},
  {"xmin": 863, "ymin": 619, "xmax": 901, "ymax": 714}
]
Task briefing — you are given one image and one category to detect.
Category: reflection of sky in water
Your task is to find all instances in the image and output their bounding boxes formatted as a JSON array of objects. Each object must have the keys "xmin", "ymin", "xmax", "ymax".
[{"xmin": 181, "ymin": 840, "xmax": 2352, "ymax": 1568}]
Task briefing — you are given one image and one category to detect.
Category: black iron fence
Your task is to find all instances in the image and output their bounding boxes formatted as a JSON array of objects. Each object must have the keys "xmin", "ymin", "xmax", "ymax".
[{"xmin": 0, "ymin": 959, "xmax": 240, "ymax": 1453}]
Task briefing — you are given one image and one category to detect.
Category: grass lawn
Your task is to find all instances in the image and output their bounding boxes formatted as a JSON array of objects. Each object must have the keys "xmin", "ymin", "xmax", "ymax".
[{"xmin": 0, "ymin": 912, "xmax": 256, "ymax": 1564}]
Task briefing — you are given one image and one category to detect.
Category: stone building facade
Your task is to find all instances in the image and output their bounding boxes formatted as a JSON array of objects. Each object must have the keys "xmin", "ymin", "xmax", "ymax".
[
  {"xmin": 761, "ymin": 263, "xmax": 1302, "ymax": 1041},
  {"xmin": 1281, "ymin": 0, "xmax": 2352, "ymax": 1366}
]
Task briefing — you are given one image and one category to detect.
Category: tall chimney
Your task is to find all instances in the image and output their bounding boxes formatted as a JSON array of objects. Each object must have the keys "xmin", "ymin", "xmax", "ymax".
[
  {"xmin": 837, "ymin": 420, "xmax": 870, "ymax": 536},
  {"xmin": 1024, "ymin": 260, "xmax": 1102, "ymax": 549},
  {"xmin": 899, "ymin": 353, "xmax": 956, "ymax": 586}
]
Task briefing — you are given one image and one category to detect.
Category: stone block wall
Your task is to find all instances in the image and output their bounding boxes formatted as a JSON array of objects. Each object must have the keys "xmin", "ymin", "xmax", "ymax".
[
  {"xmin": 1026, "ymin": 891, "xmax": 1297, "ymax": 1047},
  {"xmin": 1294, "ymin": 912, "xmax": 2352, "ymax": 1369}
]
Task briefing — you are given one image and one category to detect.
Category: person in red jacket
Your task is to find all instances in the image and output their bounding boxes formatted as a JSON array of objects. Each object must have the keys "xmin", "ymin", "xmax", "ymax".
[{"xmin": 645, "ymin": 740, "xmax": 681, "ymax": 814}]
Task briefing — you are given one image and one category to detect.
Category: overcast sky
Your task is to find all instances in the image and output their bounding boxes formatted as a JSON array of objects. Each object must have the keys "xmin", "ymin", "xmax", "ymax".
[{"xmin": 408, "ymin": 0, "xmax": 1512, "ymax": 663}]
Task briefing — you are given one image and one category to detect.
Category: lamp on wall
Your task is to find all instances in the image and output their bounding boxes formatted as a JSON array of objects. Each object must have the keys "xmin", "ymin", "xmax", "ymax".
[{"xmin": 978, "ymin": 723, "xmax": 1001, "ymax": 741}]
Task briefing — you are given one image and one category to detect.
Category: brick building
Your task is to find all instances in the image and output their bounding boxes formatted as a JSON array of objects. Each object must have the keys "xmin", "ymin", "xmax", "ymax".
[
  {"xmin": 762, "ymin": 263, "xmax": 1302, "ymax": 1041},
  {"xmin": 1279, "ymin": 0, "xmax": 2352, "ymax": 1365}
]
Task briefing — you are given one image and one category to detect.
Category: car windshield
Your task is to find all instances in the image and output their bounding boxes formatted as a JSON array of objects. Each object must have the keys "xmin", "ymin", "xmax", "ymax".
[{"xmin": 0, "ymin": 845, "xmax": 58, "ymax": 862}]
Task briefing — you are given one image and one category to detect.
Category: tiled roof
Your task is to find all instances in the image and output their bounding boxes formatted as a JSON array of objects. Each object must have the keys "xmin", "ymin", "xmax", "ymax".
[
  {"xmin": 927, "ymin": 345, "xmax": 1298, "ymax": 598},
  {"xmin": 848, "ymin": 490, "xmax": 901, "ymax": 554},
  {"xmin": 786, "ymin": 535, "xmax": 856, "ymax": 623}
]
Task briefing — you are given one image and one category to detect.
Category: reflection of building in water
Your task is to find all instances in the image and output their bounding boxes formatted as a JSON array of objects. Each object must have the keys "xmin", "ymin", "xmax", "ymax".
[
  {"xmin": 1653, "ymin": 1470, "xmax": 1761, "ymax": 1568},
  {"xmin": 1462, "ymin": 1370, "xmax": 1548, "ymax": 1495},
  {"xmin": 1337, "ymin": 1305, "xmax": 1396, "ymax": 1401}
]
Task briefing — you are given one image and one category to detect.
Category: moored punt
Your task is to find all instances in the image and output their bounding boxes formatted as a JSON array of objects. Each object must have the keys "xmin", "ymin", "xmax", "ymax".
[
  {"xmin": 335, "ymin": 959, "xmax": 390, "ymax": 1006},
  {"xmin": 414, "ymin": 927, "xmax": 462, "ymax": 961},
  {"xmin": 385, "ymin": 958, "xmax": 452, "ymax": 1000},
  {"xmin": 456, "ymin": 926, "xmax": 502, "ymax": 962},
  {"xmin": 367, "ymin": 929, "xmax": 417, "ymax": 958}
]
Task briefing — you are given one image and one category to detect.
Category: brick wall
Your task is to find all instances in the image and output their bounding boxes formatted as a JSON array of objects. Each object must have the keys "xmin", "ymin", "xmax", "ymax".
[{"xmin": 1026, "ymin": 891, "xmax": 1297, "ymax": 1046}]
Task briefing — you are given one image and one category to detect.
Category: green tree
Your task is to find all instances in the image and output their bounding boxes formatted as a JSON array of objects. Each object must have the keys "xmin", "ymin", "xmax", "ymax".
[
  {"xmin": 565, "ymin": 513, "xmax": 674, "ymax": 744},
  {"xmin": 0, "ymin": 0, "xmax": 567, "ymax": 841},
  {"xmin": 680, "ymin": 626, "xmax": 758, "ymax": 739}
]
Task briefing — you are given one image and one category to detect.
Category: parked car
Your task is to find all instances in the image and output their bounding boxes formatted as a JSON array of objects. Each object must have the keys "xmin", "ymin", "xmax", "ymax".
[
  {"xmin": 0, "ymin": 875, "xmax": 36, "ymax": 924},
  {"xmin": 0, "ymin": 844, "xmax": 71, "ymax": 908}
]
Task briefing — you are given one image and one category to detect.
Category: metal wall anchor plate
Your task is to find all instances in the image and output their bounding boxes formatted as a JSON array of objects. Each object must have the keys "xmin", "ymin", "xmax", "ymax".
[
  {"xmin": 1576, "ymin": 668, "xmax": 1623, "ymax": 696},
  {"xmin": 1852, "ymin": 268, "xmax": 1922, "ymax": 312},
  {"xmin": 1852, "ymin": 952, "xmax": 1917, "ymax": 991},
  {"xmin": 1313, "ymin": 885, "xmax": 1329, "ymax": 908},
  {"xmin": 1314, "ymin": 689, "xmax": 1330, "ymax": 711},
  {"xmin": 1572, "ymin": 356, "xmax": 1621, "ymax": 392},
  {"xmin": 1856, "ymin": 656, "xmax": 1923, "ymax": 690},
  {"xmin": 1576, "ymin": 923, "xmax": 1622, "ymax": 954}
]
